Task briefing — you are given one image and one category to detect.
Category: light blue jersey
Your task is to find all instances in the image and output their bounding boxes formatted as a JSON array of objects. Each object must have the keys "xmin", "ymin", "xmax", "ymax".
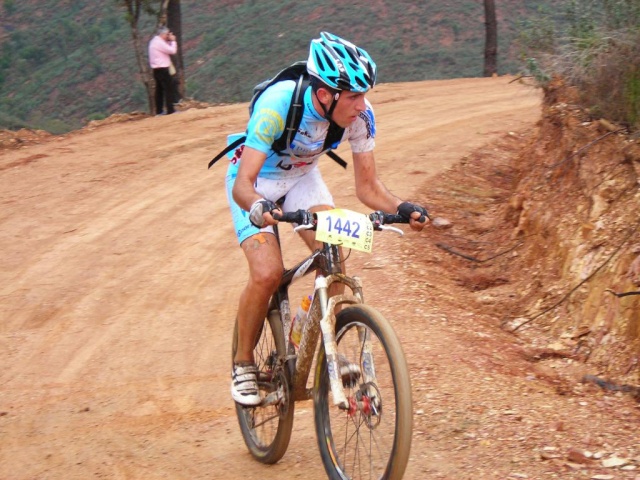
[
  {"xmin": 225, "ymin": 80, "xmax": 376, "ymax": 244},
  {"xmin": 230, "ymin": 80, "xmax": 376, "ymax": 180}
]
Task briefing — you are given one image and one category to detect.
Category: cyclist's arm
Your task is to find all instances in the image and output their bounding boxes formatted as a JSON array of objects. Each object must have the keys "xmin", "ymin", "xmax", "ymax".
[
  {"xmin": 232, "ymin": 146, "xmax": 268, "ymax": 211},
  {"xmin": 348, "ymin": 106, "xmax": 403, "ymax": 213},
  {"xmin": 352, "ymin": 150, "xmax": 402, "ymax": 212},
  {"xmin": 352, "ymin": 150, "xmax": 428, "ymax": 231},
  {"xmin": 232, "ymin": 146, "xmax": 282, "ymax": 227}
]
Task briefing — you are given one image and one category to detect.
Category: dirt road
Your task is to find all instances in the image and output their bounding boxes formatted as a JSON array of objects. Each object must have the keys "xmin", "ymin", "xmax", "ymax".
[{"xmin": 4, "ymin": 77, "xmax": 631, "ymax": 480}]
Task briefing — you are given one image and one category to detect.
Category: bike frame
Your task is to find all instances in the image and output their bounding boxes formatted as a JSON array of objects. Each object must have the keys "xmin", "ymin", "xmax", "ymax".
[{"xmin": 268, "ymin": 223, "xmax": 376, "ymax": 409}]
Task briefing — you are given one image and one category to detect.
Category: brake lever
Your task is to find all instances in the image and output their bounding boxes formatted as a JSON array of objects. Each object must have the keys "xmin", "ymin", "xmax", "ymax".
[
  {"xmin": 293, "ymin": 223, "xmax": 315, "ymax": 233},
  {"xmin": 377, "ymin": 225, "xmax": 404, "ymax": 236}
]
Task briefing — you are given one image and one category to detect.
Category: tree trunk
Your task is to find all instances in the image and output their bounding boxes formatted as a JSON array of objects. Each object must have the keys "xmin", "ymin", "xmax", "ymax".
[
  {"xmin": 483, "ymin": 0, "xmax": 498, "ymax": 77},
  {"xmin": 167, "ymin": 0, "xmax": 184, "ymax": 100},
  {"xmin": 130, "ymin": 26, "xmax": 155, "ymax": 112},
  {"xmin": 119, "ymin": 0, "xmax": 155, "ymax": 113},
  {"xmin": 159, "ymin": 0, "xmax": 184, "ymax": 101}
]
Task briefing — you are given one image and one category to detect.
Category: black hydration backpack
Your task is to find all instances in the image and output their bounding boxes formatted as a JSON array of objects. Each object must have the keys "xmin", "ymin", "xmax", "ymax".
[{"xmin": 207, "ymin": 61, "xmax": 347, "ymax": 169}]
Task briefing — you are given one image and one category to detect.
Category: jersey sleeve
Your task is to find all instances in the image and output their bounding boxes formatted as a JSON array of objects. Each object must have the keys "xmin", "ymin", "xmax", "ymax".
[
  {"xmin": 244, "ymin": 81, "xmax": 293, "ymax": 155},
  {"xmin": 346, "ymin": 99, "xmax": 376, "ymax": 153}
]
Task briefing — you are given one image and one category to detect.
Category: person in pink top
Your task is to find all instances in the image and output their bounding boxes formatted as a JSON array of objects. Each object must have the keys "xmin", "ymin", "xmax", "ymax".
[{"xmin": 148, "ymin": 26, "xmax": 178, "ymax": 115}]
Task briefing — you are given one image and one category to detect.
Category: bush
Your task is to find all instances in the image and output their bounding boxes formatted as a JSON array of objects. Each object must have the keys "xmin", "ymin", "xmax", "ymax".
[
  {"xmin": 575, "ymin": 33, "xmax": 640, "ymax": 128},
  {"xmin": 34, "ymin": 118, "xmax": 76, "ymax": 135},
  {"xmin": 519, "ymin": 0, "xmax": 640, "ymax": 130},
  {"xmin": 87, "ymin": 112, "xmax": 107, "ymax": 122},
  {"xmin": 3, "ymin": 0, "xmax": 16, "ymax": 15},
  {"xmin": 0, "ymin": 111, "xmax": 30, "ymax": 130}
]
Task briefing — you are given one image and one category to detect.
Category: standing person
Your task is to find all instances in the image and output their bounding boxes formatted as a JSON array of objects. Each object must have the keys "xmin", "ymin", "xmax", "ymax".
[
  {"xmin": 148, "ymin": 26, "xmax": 177, "ymax": 115},
  {"xmin": 225, "ymin": 32, "xmax": 429, "ymax": 406}
]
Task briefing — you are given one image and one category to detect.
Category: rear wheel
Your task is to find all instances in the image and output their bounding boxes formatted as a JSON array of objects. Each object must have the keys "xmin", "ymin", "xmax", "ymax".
[
  {"xmin": 313, "ymin": 305, "xmax": 413, "ymax": 479},
  {"xmin": 232, "ymin": 309, "xmax": 294, "ymax": 464}
]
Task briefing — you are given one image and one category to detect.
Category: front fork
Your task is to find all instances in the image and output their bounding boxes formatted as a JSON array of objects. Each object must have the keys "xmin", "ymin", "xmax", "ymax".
[{"xmin": 315, "ymin": 274, "xmax": 377, "ymax": 410}]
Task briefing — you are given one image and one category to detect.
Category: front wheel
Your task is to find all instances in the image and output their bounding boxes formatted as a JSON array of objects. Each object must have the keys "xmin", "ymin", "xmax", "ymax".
[
  {"xmin": 232, "ymin": 309, "xmax": 294, "ymax": 464},
  {"xmin": 313, "ymin": 304, "xmax": 413, "ymax": 479}
]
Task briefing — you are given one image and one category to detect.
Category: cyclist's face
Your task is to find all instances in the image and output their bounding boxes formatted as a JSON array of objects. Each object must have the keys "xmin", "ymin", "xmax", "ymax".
[{"xmin": 331, "ymin": 91, "xmax": 367, "ymax": 127}]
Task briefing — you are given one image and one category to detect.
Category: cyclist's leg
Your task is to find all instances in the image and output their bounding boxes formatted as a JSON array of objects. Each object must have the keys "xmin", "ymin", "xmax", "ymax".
[
  {"xmin": 283, "ymin": 169, "xmax": 347, "ymax": 298},
  {"xmin": 235, "ymin": 231, "xmax": 283, "ymax": 364},
  {"xmin": 282, "ymin": 167, "xmax": 343, "ymax": 264},
  {"xmin": 226, "ymin": 176, "xmax": 285, "ymax": 404},
  {"xmin": 225, "ymin": 164, "xmax": 286, "ymax": 365}
]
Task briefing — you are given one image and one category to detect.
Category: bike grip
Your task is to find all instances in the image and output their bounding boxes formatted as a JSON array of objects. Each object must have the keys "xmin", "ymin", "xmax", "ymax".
[
  {"xmin": 397, "ymin": 213, "xmax": 427, "ymax": 223},
  {"xmin": 369, "ymin": 212, "xmax": 408, "ymax": 225},
  {"xmin": 385, "ymin": 213, "xmax": 408, "ymax": 224},
  {"xmin": 273, "ymin": 211, "xmax": 294, "ymax": 223},
  {"xmin": 386, "ymin": 213, "xmax": 430, "ymax": 223},
  {"xmin": 273, "ymin": 209, "xmax": 313, "ymax": 225}
]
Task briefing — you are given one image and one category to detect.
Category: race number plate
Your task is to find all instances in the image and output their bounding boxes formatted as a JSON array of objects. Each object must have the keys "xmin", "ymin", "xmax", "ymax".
[{"xmin": 315, "ymin": 209, "xmax": 374, "ymax": 253}]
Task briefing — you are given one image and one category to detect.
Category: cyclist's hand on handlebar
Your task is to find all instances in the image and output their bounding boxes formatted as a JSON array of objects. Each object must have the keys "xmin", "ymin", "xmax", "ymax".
[
  {"xmin": 272, "ymin": 209, "xmax": 314, "ymax": 226},
  {"xmin": 397, "ymin": 201, "xmax": 430, "ymax": 232},
  {"xmin": 249, "ymin": 198, "xmax": 282, "ymax": 228}
]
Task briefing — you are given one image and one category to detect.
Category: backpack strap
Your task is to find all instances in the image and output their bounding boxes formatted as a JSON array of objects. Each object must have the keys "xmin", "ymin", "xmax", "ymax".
[
  {"xmin": 326, "ymin": 150, "xmax": 347, "ymax": 168},
  {"xmin": 208, "ymin": 66, "xmax": 349, "ymax": 170},
  {"xmin": 208, "ymin": 135, "xmax": 246, "ymax": 169},
  {"xmin": 273, "ymin": 76, "xmax": 348, "ymax": 169},
  {"xmin": 322, "ymin": 121, "xmax": 347, "ymax": 169},
  {"xmin": 272, "ymin": 75, "xmax": 309, "ymax": 153}
]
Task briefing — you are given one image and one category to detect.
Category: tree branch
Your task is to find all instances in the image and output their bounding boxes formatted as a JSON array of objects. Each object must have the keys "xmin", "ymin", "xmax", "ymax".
[
  {"xmin": 510, "ymin": 217, "xmax": 640, "ymax": 332},
  {"xmin": 548, "ymin": 130, "xmax": 624, "ymax": 169},
  {"xmin": 606, "ymin": 289, "xmax": 640, "ymax": 297}
]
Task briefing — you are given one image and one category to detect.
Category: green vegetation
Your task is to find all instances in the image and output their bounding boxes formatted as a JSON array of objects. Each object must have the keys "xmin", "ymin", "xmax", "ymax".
[
  {"xmin": 1, "ymin": 0, "xmax": 553, "ymax": 133},
  {"xmin": 519, "ymin": 0, "xmax": 640, "ymax": 130}
]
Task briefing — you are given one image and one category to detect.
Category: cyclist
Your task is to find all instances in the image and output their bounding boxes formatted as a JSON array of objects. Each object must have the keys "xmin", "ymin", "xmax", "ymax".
[{"xmin": 226, "ymin": 32, "xmax": 429, "ymax": 406}]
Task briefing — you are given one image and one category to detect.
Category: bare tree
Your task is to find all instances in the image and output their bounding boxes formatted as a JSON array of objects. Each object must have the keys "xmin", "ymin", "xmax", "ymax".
[
  {"xmin": 484, "ymin": 0, "xmax": 498, "ymax": 76},
  {"xmin": 117, "ymin": 0, "xmax": 157, "ymax": 112}
]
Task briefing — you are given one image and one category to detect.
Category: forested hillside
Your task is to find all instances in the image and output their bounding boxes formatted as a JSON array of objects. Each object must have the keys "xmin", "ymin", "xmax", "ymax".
[{"xmin": 0, "ymin": 0, "xmax": 553, "ymax": 133}]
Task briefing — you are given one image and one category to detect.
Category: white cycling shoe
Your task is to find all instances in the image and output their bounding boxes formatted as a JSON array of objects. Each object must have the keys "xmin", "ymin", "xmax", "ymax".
[{"xmin": 231, "ymin": 362, "xmax": 261, "ymax": 406}]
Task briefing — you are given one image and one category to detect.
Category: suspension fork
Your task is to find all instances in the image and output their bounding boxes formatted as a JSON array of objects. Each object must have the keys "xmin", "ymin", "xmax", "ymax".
[{"xmin": 316, "ymin": 273, "xmax": 373, "ymax": 409}]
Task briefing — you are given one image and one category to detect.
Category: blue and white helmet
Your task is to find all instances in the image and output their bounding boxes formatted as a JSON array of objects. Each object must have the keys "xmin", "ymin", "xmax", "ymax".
[{"xmin": 307, "ymin": 32, "xmax": 377, "ymax": 93}]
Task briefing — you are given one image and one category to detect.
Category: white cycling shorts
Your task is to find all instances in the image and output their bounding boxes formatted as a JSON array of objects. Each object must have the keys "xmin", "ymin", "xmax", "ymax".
[{"xmin": 225, "ymin": 162, "xmax": 334, "ymax": 245}]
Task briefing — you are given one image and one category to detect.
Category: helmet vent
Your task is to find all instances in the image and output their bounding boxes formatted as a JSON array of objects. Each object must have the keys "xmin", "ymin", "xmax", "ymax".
[{"xmin": 307, "ymin": 32, "xmax": 377, "ymax": 92}]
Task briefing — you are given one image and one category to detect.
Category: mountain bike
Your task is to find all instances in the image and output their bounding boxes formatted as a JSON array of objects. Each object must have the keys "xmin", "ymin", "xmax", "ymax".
[{"xmin": 232, "ymin": 207, "xmax": 419, "ymax": 480}]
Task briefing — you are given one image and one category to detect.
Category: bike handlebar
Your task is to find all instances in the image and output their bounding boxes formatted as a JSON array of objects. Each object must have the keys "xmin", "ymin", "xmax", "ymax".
[
  {"xmin": 272, "ymin": 209, "xmax": 423, "ymax": 230},
  {"xmin": 369, "ymin": 211, "xmax": 410, "ymax": 226}
]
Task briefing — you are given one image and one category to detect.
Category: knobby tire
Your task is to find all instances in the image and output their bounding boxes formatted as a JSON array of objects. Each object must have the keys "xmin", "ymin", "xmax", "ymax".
[{"xmin": 313, "ymin": 304, "xmax": 413, "ymax": 480}]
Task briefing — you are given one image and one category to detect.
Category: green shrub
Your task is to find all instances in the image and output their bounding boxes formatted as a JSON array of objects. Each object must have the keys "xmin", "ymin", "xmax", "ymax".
[
  {"xmin": 520, "ymin": 0, "xmax": 640, "ymax": 130},
  {"xmin": 3, "ymin": 0, "xmax": 16, "ymax": 15},
  {"xmin": 625, "ymin": 68, "xmax": 640, "ymax": 126},
  {"xmin": 0, "ymin": 111, "xmax": 30, "ymax": 130},
  {"xmin": 87, "ymin": 112, "xmax": 107, "ymax": 122},
  {"xmin": 34, "ymin": 118, "xmax": 76, "ymax": 134}
]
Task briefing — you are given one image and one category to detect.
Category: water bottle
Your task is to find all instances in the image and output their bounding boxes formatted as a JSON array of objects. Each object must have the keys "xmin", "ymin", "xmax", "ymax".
[{"xmin": 291, "ymin": 295, "xmax": 312, "ymax": 350}]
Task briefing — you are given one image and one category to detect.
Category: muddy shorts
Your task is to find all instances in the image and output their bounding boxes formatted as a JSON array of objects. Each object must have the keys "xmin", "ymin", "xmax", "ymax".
[{"xmin": 225, "ymin": 161, "xmax": 334, "ymax": 245}]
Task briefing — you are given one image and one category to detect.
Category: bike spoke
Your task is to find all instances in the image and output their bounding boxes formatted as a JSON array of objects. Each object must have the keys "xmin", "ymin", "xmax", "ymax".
[
  {"xmin": 233, "ymin": 315, "xmax": 294, "ymax": 464},
  {"xmin": 250, "ymin": 411, "xmax": 281, "ymax": 429},
  {"xmin": 315, "ymin": 307, "xmax": 411, "ymax": 480}
]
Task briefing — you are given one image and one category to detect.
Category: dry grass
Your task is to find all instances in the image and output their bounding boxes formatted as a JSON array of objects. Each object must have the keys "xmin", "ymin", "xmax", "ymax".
[{"xmin": 535, "ymin": 29, "xmax": 640, "ymax": 130}]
